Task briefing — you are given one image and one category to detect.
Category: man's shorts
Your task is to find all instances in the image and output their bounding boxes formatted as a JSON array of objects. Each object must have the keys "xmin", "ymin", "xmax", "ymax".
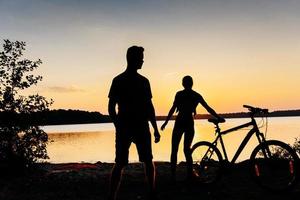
[{"xmin": 115, "ymin": 126, "xmax": 153, "ymax": 165}]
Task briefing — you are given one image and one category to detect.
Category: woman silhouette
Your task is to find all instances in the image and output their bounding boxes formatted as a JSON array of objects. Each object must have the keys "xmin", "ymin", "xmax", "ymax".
[{"xmin": 161, "ymin": 75, "xmax": 223, "ymax": 181}]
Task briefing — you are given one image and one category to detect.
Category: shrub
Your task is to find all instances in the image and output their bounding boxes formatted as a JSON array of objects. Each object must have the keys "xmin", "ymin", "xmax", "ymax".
[
  {"xmin": 0, "ymin": 40, "xmax": 53, "ymax": 166},
  {"xmin": 292, "ymin": 137, "xmax": 300, "ymax": 156}
]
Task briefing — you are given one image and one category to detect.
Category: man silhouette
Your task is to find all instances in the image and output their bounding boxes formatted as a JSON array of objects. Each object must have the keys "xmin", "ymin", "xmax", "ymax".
[
  {"xmin": 161, "ymin": 75, "xmax": 223, "ymax": 181},
  {"xmin": 108, "ymin": 46, "xmax": 160, "ymax": 200}
]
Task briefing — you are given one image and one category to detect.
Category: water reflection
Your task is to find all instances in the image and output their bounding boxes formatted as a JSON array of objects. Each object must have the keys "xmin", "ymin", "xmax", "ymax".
[
  {"xmin": 47, "ymin": 131, "xmax": 115, "ymax": 163},
  {"xmin": 46, "ymin": 118, "xmax": 300, "ymax": 163}
]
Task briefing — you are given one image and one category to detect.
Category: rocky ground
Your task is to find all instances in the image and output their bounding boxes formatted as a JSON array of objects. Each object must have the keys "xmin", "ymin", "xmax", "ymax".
[{"xmin": 0, "ymin": 161, "xmax": 299, "ymax": 200}]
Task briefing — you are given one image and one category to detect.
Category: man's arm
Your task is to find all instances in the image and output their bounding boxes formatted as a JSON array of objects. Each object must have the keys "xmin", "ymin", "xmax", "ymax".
[
  {"xmin": 108, "ymin": 98, "xmax": 118, "ymax": 128},
  {"xmin": 148, "ymin": 100, "xmax": 160, "ymax": 143}
]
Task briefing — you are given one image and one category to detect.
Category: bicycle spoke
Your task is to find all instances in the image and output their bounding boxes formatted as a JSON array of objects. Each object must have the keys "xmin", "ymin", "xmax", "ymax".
[
  {"xmin": 250, "ymin": 140, "xmax": 298, "ymax": 191},
  {"xmin": 191, "ymin": 142, "xmax": 223, "ymax": 184}
]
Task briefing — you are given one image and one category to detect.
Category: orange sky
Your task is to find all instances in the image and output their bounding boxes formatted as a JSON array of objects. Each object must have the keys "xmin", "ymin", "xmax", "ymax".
[{"xmin": 1, "ymin": 0, "xmax": 300, "ymax": 115}]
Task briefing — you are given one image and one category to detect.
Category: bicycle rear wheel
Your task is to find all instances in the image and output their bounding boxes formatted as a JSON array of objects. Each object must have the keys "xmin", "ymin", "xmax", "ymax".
[
  {"xmin": 191, "ymin": 141, "xmax": 223, "ymax": 184},
  {"xmin": 250, "ymin": 140, "xmax": 299, "ymax": 191}
]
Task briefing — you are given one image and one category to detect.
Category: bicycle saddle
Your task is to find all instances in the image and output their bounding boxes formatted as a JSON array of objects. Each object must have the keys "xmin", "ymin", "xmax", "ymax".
[{"xmin": 208, "ymin": 118, "xmax": 226, "ymax": 125}]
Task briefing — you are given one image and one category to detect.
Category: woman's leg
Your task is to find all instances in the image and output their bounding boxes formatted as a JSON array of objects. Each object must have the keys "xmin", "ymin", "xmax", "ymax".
[
  {"xmin": 171, "ymin": 126, "xmax": 183, "ymax": 181},
  {"xmin": 183, "ymin": 126, "xmax": 195, "ymax": 179}
]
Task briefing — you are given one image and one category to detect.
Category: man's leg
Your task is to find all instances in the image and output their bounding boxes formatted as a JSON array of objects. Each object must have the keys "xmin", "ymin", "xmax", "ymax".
[
  {"xmin": 108, "ymin": 163, "xmax": 125, "ymax": 200},
  {"xmin": 135, "ymin": 130, "xmax": 157, "ymax": 197},
  {"xmin": 144, "ymin": 161, "xmax": 156, "ymax": 195},
  {"xmin": 109, "ymin": 130, "xmax": 130, "ymax": 200}
]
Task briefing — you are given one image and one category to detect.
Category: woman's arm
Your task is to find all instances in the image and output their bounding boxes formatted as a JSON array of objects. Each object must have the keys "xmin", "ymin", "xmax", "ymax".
[
  {"xmin": 199, "ymin": 96, "xmax": 222, "ymax": 119},
  {"xmin": 161, "ymin": 104, "xmax": 176, "ymax": 130}
]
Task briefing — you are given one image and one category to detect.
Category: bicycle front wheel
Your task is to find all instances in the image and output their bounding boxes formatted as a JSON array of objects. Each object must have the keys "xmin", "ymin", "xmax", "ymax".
[
  {"xmin": 250, "ymin": 140, "xmax": 299, "ymax": 191},
  {"xmin": 191, "ymin": 141, "xmax": 223, "ymax": 184}
]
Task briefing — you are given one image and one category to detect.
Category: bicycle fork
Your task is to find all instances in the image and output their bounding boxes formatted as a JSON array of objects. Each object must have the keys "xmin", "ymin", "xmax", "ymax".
[{"xmin": 255, "ymin": 130, "xmax": 272, "ymax": 159}]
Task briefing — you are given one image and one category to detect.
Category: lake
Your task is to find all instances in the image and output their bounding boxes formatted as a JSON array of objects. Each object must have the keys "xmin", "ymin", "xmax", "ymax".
[{"xmin": 43, "ymin": 117, "xmax": 300, "ymax": 163}]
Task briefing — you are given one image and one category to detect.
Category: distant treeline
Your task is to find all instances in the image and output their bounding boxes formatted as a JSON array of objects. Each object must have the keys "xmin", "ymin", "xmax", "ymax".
[
  {"xmin": 0, "ymin": 109, "xmax": 111, "ymax": 126},
  {"xmin": 37, "ymin": 109, "xmax": 111, "ymax": 125},
  {"xmin": 1, "ymin": 109, "xmax": 300, "ymax": 126},
  {"xmin": 218, "ymin": 109, "xmax": 300, "ymax": 119},
  {"xmin": 157, "ymin": 109, "xmax": 300, "ymax": 121}
]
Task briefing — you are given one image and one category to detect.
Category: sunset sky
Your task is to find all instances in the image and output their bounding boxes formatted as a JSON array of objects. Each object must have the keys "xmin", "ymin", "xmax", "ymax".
[{"xmin": 1, "ymin": 0, "xmax": 300, "ymax": 115}]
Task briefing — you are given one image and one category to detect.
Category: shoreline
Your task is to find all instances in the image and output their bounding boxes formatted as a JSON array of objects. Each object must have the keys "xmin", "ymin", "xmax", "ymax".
[
  {"xmin": 3, "ymin": 110, "xmax": 296, "ymax": 126},
  {"xmin": 42, "ymin": 115, "xmax": 300, "ymax": 127},
  {"xmin": 1, "ymin": 161, "xmax": 299, "ymax": 200}
]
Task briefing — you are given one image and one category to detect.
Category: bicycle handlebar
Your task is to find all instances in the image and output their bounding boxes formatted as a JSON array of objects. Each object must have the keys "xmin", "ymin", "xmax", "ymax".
[
  {"xmin": 208, "ymin": 105, "xmax": 268, "ymax": 125},
  {"xmin": 243, "ymin": 105, "xmax": 269, "ymax": 114}
]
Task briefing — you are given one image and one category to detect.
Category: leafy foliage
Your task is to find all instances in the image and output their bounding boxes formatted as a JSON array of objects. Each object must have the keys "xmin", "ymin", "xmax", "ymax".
[
  {"xmin": 292, "ymin": 137, "xmax": 300, "ymax": 156},
  {"xmin": 0, "ymin": 39, "xmax": 53, "ymax": 166},
  {"xmin": 258, "ymin": 138, "xmax": 300, "ymax": 159}
]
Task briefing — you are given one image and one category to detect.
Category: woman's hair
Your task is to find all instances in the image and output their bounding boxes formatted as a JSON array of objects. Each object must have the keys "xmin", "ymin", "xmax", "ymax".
[{"xmin": 182, "ymin": 75, "xmax": 193, "ymax": 89}]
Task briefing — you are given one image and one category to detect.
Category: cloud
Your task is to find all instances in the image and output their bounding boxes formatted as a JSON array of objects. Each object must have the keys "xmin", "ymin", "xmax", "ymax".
[
  {"xmin": 46, "ymin": 86, "xmax": 85, "ymax": 93},
  {"xmin": 165, "ymin": 72, "xmax": 180, "ymax": 77}
]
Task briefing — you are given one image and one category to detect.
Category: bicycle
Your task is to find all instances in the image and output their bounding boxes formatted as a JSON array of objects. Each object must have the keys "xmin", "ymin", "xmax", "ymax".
[{"xmin": 191, "ymin": 105, "xmax": 299, "ymax": 191}]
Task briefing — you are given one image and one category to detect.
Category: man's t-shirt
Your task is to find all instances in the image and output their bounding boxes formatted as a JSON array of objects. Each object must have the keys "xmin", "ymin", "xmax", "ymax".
[{"xmin": 108, "ymin": 71, "xmax": 152, "ymax": 128}]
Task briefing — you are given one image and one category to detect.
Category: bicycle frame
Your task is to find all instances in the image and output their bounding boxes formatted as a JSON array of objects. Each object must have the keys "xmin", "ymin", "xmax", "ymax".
[
  {"xmin": 193, "ymin": 105, "xmax": 299, "ymax": 191},
  {"xmin": 212, "ymin": 117, "xmax": 267, "ymax": 164}
]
